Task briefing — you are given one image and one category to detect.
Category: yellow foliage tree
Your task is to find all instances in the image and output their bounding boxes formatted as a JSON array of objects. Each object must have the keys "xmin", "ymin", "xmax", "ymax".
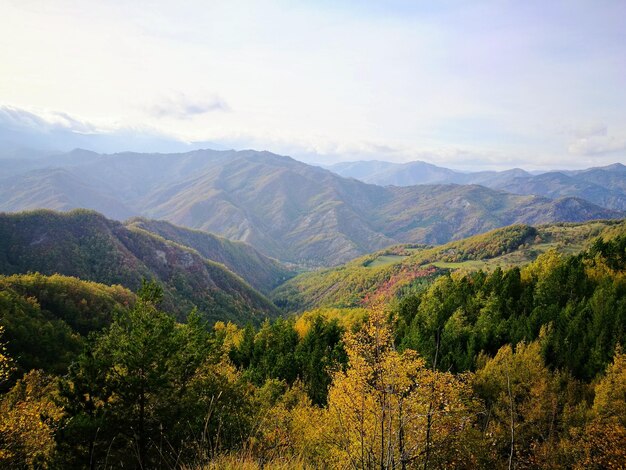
[
  {"xmin": 325, "ymin": 307, "xmax": 475, "ymax": 469},
  {"xmin": 569, "ymin": 346, "xmax": 626, "ymax": 469},
  {"xmin": 0, "ymin": 325, "xmax": 14, "ymax": 385},
  {"xmin": 248, "ymin": 380, "xmax": 331, "ymax": 466},
  {"xmin": 0, "ymin": 370, "xmax": 64, "ymax": 468},
  {"xmin": 592, "ymin": 345, "xmax": 626, "ymax": 426},
  {"xmin": 474, "ymin": 340, "xmax": 559, "ymax": 468},
  {"xmin": 521, "ymin": 249, "xmax": 563, "ymax": 283}
]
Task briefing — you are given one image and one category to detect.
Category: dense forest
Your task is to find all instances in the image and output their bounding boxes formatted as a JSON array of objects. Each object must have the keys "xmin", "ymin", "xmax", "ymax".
[{"xmin": 1, "ymin": 232, "xmax": 625, "ymax": 468}]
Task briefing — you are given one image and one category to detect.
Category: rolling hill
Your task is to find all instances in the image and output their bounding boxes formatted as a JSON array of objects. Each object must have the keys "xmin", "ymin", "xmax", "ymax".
[
  {"xmin": 0, "ymin": 149, "xmax": 622, "ymax": 266},
  {"xmin": 271, "ymin": 219, "xmax": 626, "ymax": 312},
  {"xmin": 0, "ymin": 209, "xmax": 279, "ymax": 324}
]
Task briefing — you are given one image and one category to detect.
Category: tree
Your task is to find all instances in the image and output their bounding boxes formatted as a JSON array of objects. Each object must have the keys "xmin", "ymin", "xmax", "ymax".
[
  {"xmin": 59, "ymin": 281, "xmax": 216, "ymax": 468},
  {"xmin": 0, "ymin": 325, "xmax": 14, "ymax": 386},
  {"xmin": 295, "ymin": 315, "xmax": 345, "ymax": 405},
  {"xmin": 326, "ymin": 307, "xmax": 475, "ymax": 469},
  {"xmin": 552, "ymin": 347, "xmax": 626, "ymax": 469},
  {"xmin": 474, "ymin": 340, "xmax": 558, "ymax": 468},
  {"xmin": 592, "ymin": 346, "xmax": 626, "ymax": 427},
  {"xmin": 0, "ymin": 370, "xmax": 63, "ymax": 468}
]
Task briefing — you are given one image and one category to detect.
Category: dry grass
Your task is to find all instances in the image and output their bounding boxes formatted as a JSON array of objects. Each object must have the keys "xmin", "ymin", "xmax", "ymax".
[{"xmin": 183, "ymin": 453, "xmax": 309, "ymax": 470}]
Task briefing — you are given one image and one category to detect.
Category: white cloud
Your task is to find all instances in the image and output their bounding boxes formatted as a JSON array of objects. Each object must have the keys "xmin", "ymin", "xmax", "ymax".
[
  {"xmin": 0, "ymin": 105, "xmax": 99, "ymax": 134},
  {"xmin": 568, "ymin": 134, "xmax": 626, "ymax": 156},
  {"xmin": 147, "ymin": 93, "xmax": 230, "ymax": 119}
]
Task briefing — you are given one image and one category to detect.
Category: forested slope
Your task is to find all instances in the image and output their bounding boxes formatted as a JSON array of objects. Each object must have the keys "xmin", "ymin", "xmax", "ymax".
[
  {"xmin": 0, "ymin": 209, "xmax": 278, "ymax": 324},
  {"xmin": 273, "ymin": 219, "xmax": 624, "ymax": 311},
  {"xmin": 0, "ymin": 273, "xmax": 133, "ymax": 375},
  {"xmin": 126, "ymin": 217, "xmax": 294, "ymax": 293}
]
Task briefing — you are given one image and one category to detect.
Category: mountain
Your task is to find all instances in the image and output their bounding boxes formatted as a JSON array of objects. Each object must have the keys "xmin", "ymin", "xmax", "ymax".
[
  {"xmin": 327, "ymin": 160, "xmax": 461, "ymax": 185},
  {"xmin": 1, "ymin": 149, "xmax": 622, "ymax": 266},
  {"xmin": 325, "ymin": 160, "xmax": 535, "ymax": 186},
  {"xmin": 327, "ymin": 160, "xmax": 626, "ymax": 211},
  {"xmin": 0, "ymin": 209, "xmax": 279, "ymax": 324},
  {"xmin": 488, "ymin": 168, "xmax": 626, "ymax": 211},
  {"xmin": 126, "ymin": 217, "xmax": 295, "ymax": 293},
  {"xmin": 0, "ymin": 168, "xmax": 136, "ymax": 220},
  {"xmin": 272, "ymin": 219, "xmax": 626, "ymax": 312}
]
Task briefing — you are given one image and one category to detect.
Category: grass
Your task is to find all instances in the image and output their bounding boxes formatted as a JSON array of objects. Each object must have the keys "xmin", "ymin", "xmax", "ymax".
[
  {"xmin": 365, "ymin": 254, "xmax": 407, "ymax": 268},
  {"xmin": 185, "ymin": 454, "xmax": 308, "ymax": 469}
]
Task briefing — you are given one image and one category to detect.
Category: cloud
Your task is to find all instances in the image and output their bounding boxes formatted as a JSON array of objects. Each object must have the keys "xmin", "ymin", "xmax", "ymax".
[
  {"xmin": 0, "ymin": 105, "xmax": 200, "ymax": 153},
  {"xmin": 1, "ymin": 104, "xmax": 621, "ymax": 171},
  {"xmin": 147, "ymin": 93, "xmax": 230, "ymax": 119},
  {"xmin": 568, "ymin": 134, "xmax": 626, "ymax": 156},
  {"xmin": 0, "ymin": 105, "xmax": 96, "ymax": 134},
  {"xmin": 557, "ymin": 122, "xmax": 608, "ymax": 139}
]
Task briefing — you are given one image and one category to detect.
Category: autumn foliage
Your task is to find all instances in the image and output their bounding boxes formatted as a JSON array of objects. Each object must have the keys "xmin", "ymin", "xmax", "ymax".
[{"xmin": 0, "ymin": 235, "xmax": 625, "ymax": 468}]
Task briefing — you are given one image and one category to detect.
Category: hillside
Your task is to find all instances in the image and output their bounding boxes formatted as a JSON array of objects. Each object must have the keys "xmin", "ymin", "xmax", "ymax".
[
  {"xmin": 272, "ymin": 219, "xmax": 626, "ymax": 311},
  {"xmin": 0, "ymin": 273, "xmax": 134, "ymax": 374},
  {"xmin": 0, "ymin": 148, "xmax": 621, "ymax": 266},
  {"xmin": 0, "ymin": 209, "xmax": 279, "ymax": 324},
  {"xmin": 126, "ymin": 217, "xmax": 295, "ymax": 293},
  {"xmin": 328, "ymin": 160, "xmax": 626, "ymax": 211}
]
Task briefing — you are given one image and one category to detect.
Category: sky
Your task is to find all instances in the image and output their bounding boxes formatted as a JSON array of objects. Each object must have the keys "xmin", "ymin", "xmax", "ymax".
[{"xmin": 1, "ymin": 0, "xmax": 625, "ymax": 170}]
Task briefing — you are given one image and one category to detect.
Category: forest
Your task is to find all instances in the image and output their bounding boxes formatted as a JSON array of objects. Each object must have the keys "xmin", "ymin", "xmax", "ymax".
[{"xmin": 0, "ymin": 235, "xmax": 625, "ymax": 469}]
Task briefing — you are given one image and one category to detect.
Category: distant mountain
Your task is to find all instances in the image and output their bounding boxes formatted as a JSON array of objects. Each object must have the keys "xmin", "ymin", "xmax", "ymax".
[
  {"xmin": 486, "ymin": 171, "xmax": 626, "ymax": 211},
  {"xmin": 0, "ymin": 168, "xmax": 136, "ymax": 220},
  {"xmin": 327, "ymin": 160, "xmax": 626, "ymax": 211},
  {"xmin": 0, "ymin": 209, "xmax": 279, "ymax": 324},
  {"xmin": 0, "ymin": 149, "xmax": 622, "ymax": 266},
  {"xmin": 327, "ymin": 160, "xmax": 460, "ymax": 185}
]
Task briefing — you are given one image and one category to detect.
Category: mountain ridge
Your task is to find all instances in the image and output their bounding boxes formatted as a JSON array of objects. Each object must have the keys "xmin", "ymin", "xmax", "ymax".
[
  {"xmin": 326, "ymin": 159, "xmax": 626, "ymax": 211},
  {"xmin": 0, "ymin": 148, "xmax": 622, "ymax": 266}
]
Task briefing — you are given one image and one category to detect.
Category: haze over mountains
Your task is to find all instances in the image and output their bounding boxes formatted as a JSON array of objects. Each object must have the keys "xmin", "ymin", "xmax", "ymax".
[
  {"xmin": 0, "ymin": 148, "xmax": 623, "ymax": 266},
  {"xmin": 327, "ymin": 160, "xmax": 626, "ymax": 211}
]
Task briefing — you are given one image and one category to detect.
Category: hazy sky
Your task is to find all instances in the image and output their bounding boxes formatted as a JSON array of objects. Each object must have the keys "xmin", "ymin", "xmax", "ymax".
[{"xmin": 1, "ymin": 0, "xmax": 625, "ymax": 169}]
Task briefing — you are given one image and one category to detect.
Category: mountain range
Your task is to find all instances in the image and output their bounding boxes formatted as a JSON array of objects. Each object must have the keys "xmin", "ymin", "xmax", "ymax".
[
  {"xmin": 0, "ymin": 148, "xmax": 623, "ymax": 266},
  {"xmin": 327, "ymin": 160, "xmax": 626, "ymax": 211}
]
